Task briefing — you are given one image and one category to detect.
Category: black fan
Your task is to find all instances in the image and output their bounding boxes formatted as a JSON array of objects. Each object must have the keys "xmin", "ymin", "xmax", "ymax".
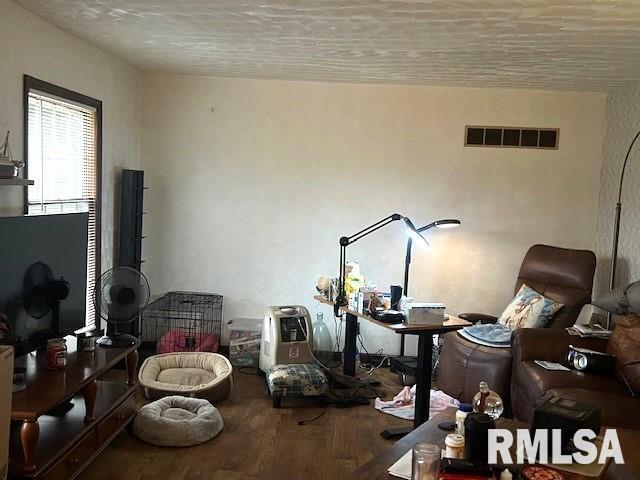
[
  {"xmin": 23, "ymin": 262, "xmax": 70, "ymax": 334},
  {"xmin": 94, "ymin": 266, "xmax": 150, "ymax": 348}
]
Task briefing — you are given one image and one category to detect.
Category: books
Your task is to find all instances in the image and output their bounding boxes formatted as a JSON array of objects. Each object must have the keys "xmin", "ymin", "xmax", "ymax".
[{"xmin": 566, "ymin": 323, "xmax": 611, "ymax": 339}]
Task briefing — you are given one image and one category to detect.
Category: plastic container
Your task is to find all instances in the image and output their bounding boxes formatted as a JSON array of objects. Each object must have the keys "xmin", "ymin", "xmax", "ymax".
[
  {"xmin": 46, "ymin": 338, "xmax": 67, "ymax": 370},
  {"xmin": 444, "ymin": 433, "xmax": 465, "ymax": 459},
  {"xmin": 455, "ymin": 403, "xmax": 473, "ymax": 436},
  {"xmin": 227, "ymin": 318, "xmax": 262, "ymax": 367}
]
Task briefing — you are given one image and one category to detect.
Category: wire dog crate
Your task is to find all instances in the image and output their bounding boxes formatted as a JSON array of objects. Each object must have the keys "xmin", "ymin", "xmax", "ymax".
[{"xmin": 140, "ymin": 291, "xmax": 223, "ymax": 354}]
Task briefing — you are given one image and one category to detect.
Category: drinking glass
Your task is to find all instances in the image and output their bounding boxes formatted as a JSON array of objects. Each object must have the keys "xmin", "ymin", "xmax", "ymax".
[{"xmin": 411, "ymin": 442, "xmax": 441, "ymax": 480}]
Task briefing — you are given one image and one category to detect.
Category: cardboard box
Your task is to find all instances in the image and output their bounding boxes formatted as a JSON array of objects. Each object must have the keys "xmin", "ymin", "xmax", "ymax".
[{"xmin": 0, "ymin": 346, "xmax": 13, "ymax": 480}]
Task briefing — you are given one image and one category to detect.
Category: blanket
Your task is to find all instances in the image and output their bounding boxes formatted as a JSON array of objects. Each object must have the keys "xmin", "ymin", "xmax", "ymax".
[{"xmin": 374, "ymin": 386, "xmax": 459, "ymax": 421}]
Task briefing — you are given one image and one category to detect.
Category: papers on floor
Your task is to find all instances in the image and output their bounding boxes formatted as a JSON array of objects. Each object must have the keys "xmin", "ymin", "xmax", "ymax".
[
  {"xmin": 388, "ymin": 450, "xmax": 412, "ymax": 479},
  {"xmin": 566, "ymin": 324, "xmax": 611, "ymax": 338},
  {"xmin": 534, "ymin": 360, "xmax": 570, "ymax": 371}
]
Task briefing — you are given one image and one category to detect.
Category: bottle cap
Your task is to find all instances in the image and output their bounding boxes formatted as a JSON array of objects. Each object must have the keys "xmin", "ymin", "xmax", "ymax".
[
  {"xmin": 445, "ymin": 433, "xmax": 465, "ymax": 447},
  {"xmin": 500, "ymin": 468, "xmax": 513, "ymax": 480}
]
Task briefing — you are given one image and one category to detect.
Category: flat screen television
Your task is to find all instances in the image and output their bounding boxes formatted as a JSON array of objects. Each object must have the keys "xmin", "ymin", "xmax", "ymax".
[{"xmin": 0, "ymin": 213, "xmax": 88, "ymax": 355}]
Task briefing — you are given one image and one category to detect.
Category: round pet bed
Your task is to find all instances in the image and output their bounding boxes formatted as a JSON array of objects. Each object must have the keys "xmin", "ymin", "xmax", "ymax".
[
  {"xmin": 133, "ymin": 395, "xmax": 223, "ymax": 447},
  {"xmin": 139, "ymin": 352, "xmax": 233, "ymax": 403}
]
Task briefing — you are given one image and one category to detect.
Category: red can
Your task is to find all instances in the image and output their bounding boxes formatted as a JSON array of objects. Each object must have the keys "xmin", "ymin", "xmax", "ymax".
[{"xmin": 46, "ymin": 338, "xmax": 67, "ymax": 369}]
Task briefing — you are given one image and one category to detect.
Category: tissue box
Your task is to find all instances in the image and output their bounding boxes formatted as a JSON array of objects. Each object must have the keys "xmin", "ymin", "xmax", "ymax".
[{"xmin": 406, "ymin": 303, "xmax": 446, "ymax": 325}]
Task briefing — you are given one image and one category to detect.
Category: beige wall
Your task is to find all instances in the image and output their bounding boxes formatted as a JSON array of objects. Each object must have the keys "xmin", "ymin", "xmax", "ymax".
[
  {"xmin": 142, "ymin": 74, "xmax": 606, "ymax": 353},
  {"xmin": 0, "ymin": 0, "xmax": 141, "ymax": 270},
  {"xmin": 594, "ymin": 83, "xmax": 640, "ymax": 297}
]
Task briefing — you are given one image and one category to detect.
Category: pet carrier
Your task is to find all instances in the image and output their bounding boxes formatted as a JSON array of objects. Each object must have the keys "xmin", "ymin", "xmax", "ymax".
[
  {"xmin": 227, "ymin": 318, "xmax": 262, "ymax": 367},
  {"xmin": 140, "ymin": 291, "xmax": 223, "ymax": 354}
]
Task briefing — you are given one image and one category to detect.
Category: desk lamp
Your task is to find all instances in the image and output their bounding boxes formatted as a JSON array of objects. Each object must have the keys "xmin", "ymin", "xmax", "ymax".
[
  {"xmin": 399, "ymin": 219, "xmax": 461, "ymax": 357},
  {"xmin": 403, "ymin": 219, "xmax": 461, "ymax": 294},
  {"xmin": 334, "ymin": 213, "xmax": 428, "ymax": 317}
]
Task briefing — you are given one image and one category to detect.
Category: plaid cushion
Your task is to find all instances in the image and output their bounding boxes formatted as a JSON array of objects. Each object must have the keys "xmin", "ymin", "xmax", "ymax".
[{"xmin": 266, "ymin": 364, "xmax": 328, "ymax": 397}]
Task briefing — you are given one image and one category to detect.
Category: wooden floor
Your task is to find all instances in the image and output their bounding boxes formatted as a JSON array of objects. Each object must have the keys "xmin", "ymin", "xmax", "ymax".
[{"xmin": 79, "ymin": 367, "xmax": 409, "ymax": 480}]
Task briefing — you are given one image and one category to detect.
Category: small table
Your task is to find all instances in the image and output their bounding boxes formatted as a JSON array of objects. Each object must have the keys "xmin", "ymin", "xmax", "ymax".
[
  {"xmin": 10, "ymin": 336, "xmax": 138, "ymax": 477},
  {"xmin": 349, "ymin": 408, "xmax": 640, "ymax": 480},
  {"xmin": 314, "ymin": 296, "xmax": 470, "ymax": 429}
]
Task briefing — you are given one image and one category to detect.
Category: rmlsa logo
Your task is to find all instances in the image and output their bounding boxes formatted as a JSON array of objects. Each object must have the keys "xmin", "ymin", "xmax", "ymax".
[{"xmin": 488, "ymin": 429, "xmax": 625, "ymax": 465}]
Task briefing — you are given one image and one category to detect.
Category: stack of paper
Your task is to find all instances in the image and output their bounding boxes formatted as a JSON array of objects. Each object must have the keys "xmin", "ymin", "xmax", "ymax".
[
  {"xmin": 387, "ymin": 450, "xmax": 412, "ymax": 480},
  {"xmin": 566, "ymin": 324, "xmax": 611, "ymax": 338}
]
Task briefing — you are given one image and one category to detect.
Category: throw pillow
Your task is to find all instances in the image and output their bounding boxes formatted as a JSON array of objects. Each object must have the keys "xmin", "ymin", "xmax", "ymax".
[
  {"xmin": 606, "ymin": 314, "xmax": 640, "ymax": 395},
  {"xmin": 498, "ymin": 284, "xmax": 563, "ymax": 329}
]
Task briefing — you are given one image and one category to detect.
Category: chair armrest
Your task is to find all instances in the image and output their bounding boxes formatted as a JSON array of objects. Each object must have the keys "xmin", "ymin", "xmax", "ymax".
[
  {"xmin": 459, "ymin": 313, "xmax": 499, "ymax": 324},
  {"xmin": 512, "ymin": 328, "xmax": 609, "ymax": 364}
]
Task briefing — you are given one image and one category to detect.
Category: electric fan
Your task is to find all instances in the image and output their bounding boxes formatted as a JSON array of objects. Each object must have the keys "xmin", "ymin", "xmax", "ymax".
[
  {"xmin": 94, "ymin": 266, "xmax": 150, "ymax": 348},
  {"xmin": 23, "ymin": 262, "xmax": 70, "ymax": 335}
]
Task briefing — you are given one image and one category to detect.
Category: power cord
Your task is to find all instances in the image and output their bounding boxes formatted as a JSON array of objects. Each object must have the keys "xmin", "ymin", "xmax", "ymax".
[
  {"xmin": 297, "ymin": 407, "xmax": 327, "ymax": 425},
  {"xmin": 364, "ymin": 355, "xmax": 390, "ymax": 375},
  {"xmin": 296, "ymin": 317, "xmax": 383, "ymax": 408}
]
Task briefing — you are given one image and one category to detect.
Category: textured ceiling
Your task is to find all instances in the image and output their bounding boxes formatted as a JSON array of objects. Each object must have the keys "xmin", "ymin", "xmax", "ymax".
[{"xmin": 13, "ymin": 0, "xmax": 640, "ymax": 91}]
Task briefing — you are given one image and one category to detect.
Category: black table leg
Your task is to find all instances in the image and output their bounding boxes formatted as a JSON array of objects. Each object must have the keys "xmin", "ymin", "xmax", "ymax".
[
  {"xmin": 413, "ymin": 333, "xmax": 434, "ymax": 428},
  {"xmin": 381, "ymin": 333, "xmax": 434, "ymax": 439},
  {"xmin": 343, "ymin": 312, "xmax": 358, "ymax": 376}
]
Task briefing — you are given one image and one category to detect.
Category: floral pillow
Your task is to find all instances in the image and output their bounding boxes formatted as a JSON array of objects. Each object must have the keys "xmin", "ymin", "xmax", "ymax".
[{"xmin": 498, "ymin": 284, "xmax": 563, "ymax": 329}]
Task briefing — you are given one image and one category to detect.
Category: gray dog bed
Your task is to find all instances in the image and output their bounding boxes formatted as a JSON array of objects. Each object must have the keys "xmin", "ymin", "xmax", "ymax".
[{"xmin": 133, "ymin": 395, "xmax": 223, "ymax": 447}]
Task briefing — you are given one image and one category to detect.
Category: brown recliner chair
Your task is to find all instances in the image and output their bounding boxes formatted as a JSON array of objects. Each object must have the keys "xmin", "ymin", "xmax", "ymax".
[
  {"xmin": 510, "ymin": 327, "xmax": 640, "ymax": 429},
  {"xmin": 437, "ymin": 244, "xmax": 596, "ymax": 407}
]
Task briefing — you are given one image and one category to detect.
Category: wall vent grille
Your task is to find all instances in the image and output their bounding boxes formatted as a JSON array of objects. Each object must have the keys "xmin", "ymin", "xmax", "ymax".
[{"xmin": 465, "ymin": 126, "xmax": 559, "ymax": 149}]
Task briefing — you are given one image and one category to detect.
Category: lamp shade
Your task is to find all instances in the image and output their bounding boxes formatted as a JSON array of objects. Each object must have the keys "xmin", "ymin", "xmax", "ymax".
[
  {"xmin": 593, "ymin": 280, "xmax": 640, "ymax": 316},
  {"xmin": 434, "ymin": 219, "xmax": 461, "ymax": 229},
  {"xmin": 416, "ymin": 218, "xmax": 462, "ymax": 233}
]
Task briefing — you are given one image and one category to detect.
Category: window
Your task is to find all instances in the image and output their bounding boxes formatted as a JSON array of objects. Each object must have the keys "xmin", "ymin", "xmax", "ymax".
[{"xmin": 24, "ymin": 76, "xmax": 102, "ymax": 327}]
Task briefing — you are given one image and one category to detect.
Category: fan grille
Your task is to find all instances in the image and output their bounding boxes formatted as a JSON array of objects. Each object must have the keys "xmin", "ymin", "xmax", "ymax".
[{"xmin": 94, "ymin": 266, "xmax": 150, "ymax": 325}]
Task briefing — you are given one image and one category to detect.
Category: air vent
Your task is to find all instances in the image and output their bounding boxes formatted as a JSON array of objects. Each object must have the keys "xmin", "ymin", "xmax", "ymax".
[{"xmin": 465, "ymin": 126, "xmax": 559, "ymax": 149}]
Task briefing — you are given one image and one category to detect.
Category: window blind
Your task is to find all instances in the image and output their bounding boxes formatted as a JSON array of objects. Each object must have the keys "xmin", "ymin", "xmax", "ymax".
[{"xmin": 27, "ymin": 91, "xmax": 98, "ymax": 327}]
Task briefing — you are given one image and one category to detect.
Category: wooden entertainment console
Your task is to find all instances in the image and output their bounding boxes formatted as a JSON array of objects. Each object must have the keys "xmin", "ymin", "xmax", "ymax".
[{"xmin": 9, "ymin": 336, "xmax": 138, "ymax": 480}]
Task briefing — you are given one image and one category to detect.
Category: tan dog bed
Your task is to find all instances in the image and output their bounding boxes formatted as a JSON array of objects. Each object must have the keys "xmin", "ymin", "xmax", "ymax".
[
  {"xmin": 139, "ymin": 352, "xmax": 233, "ymax": 403},
  {"xmin": 133, "ymin": 395, "xmax": 223, "ymax": 447}
]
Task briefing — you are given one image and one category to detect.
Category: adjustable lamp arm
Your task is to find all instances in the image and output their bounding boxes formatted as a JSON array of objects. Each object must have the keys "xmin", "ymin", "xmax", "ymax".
[
  {"xmin": 335, "ymin": 213, "xmax": 424, "ymax": 316},
  {"xmin": 342, "ymin": 213, "xmax": 402, "ymax": 246}
]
